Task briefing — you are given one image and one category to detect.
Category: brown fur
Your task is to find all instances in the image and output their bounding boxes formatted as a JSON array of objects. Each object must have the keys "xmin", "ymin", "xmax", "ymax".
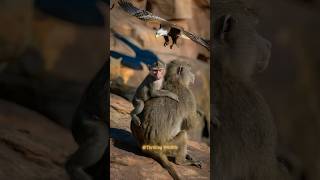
[
  {"xmin": 212, "ymin": 1, "xmax": 291, "ymax": 180},
  {"xmin": 131, "ymin": 60, "xmax": 200, "ymax": 180}
]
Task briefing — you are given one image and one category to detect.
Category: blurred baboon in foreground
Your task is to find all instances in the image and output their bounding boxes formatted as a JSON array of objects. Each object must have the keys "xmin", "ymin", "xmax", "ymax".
[
  {"xmin": 212, "ymin": 0, "xmax": 292, "ymax": 180},
  {"xmin": 66, "ymin": 61, "xmax": 108, "ymax": 180},
  {"xmin": 131, "ymin": 60, "xmax": 201, "ymax": 180}
]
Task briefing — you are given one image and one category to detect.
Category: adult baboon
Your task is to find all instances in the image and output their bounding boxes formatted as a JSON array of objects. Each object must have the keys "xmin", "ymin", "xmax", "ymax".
[
  {"xmin": 66, "ymin": 61, "xmax": 108, "ymax": 180},
  {"xmin": 131, "ymin": 60, "xmax": 201, "ymax": 180},
  {"xmin": 212, "ymin": 0, "xmax": 291, "ymax": 180}
]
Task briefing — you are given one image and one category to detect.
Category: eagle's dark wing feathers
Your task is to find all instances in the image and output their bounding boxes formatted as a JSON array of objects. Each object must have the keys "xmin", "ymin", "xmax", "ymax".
[
  {"xmin": 118, "ymin": 0, "xmax": 210, "ymax": 50},
  {"xmin": 182, "ymin": 30, "xmax": 210, "ymax": 50},
  {"xmin": 118, "ymin": 0, "xmax": 168, "ymax": 23}
]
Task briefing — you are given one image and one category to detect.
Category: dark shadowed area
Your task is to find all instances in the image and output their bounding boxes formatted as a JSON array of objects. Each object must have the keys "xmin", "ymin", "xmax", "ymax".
[
  {"xmin": 249, "ymin": 0, "xmax": 320, "ymax": 179},
  {"xmin": 0, "ymin": 0, "xmax": 107, "ymax": 179}
]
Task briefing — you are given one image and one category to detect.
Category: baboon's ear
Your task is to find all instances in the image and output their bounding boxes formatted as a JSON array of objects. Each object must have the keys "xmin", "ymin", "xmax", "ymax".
[
  {"xmin": 215, "ymin": 14, "xmax": 235, "ymax": 40},
  {"xmin": 177, "ymin": 66, "xmax": 184, "ymax": 75}
]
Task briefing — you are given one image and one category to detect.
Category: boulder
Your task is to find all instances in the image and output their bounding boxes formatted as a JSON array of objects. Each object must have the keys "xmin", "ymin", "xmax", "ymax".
[
  {"xmin": 0, "ymin": 99, "xmax": 77, "ymax": 180},
  {"xmin": 0, "ymin": 0, "xmax": 33, "ymax": 63}
]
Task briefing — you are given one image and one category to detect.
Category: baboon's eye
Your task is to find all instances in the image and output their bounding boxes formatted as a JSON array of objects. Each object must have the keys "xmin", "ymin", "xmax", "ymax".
[{"xmin": 177, "ymin": 66, "xmax": 183, "ymax": 75}]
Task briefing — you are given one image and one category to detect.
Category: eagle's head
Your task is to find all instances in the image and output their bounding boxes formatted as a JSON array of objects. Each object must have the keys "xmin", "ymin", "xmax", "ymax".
[{"xmin": 155, "ymin": 28, "xmax": 168, "ymax": 38}]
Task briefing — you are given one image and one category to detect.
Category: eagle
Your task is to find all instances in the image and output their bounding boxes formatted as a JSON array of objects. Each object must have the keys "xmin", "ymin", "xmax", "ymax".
[{"xmin": 117, "ymin": 0, "xmax": 210, "ymax": 50}]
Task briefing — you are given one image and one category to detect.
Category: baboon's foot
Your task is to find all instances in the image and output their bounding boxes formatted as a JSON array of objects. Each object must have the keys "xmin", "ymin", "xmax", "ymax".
[
  {"xmin": 131, "ymin": 115, "xmax": 141, "ymax": 127},
  {"xmin": 176, "ymin": 156, "xmax": 202, "ymax": 169},
  {"xmin": 186, "ymin": 154, "xmax": 194, "ymax": 161},
  {"xmin": 190, "ymin": 160, "xmax": 202, "ymax": 169}
]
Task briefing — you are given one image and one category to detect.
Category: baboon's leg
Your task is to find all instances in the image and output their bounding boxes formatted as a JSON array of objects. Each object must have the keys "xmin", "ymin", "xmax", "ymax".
[
  {"xmin": 144, "ymin": 150, "xmax": 180, "ymax": 180},
  {"xmin": 66, "ymin": 120, "xmax": 108, "ymax": 180},
  {"xmin": 169, "ymin": 130, "xmax": 202, "ymax": 168},
  {"xmin": 163, "ymin": 36, "xmax": 169, "ymax": 47},
  {"xmin": 130, "ymin": 100, "xmax": 144, "ymax": 126}
]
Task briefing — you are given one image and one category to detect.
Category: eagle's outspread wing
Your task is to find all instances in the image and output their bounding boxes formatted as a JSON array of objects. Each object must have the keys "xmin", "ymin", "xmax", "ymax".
[
  {"xmin": 182, "ymin": 30, "xmax": 210, "ymax": 50},
  {"xmin": 118, "ymin": 0, "xmax": 168, "ymax": 23},
  {"xmin": 118, "ymin": 0, "xmax": 210, "ymax": 50}
]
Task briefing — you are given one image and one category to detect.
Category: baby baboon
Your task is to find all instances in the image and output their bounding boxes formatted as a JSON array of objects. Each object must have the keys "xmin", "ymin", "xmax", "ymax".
[
  {"xmin": 131, "ymin": 60, "xmax": 179, "ymax": 127},
  {"xmin": 131, "ymin": 60, "xmax": 200, "ymax": 180},
  {"xmin": 212, "ymin": 0, "xmax": 290, "ymax": 180},
  {"xmin": 66, "ymin": 61, "xmax": 108, "ymax": 180}
]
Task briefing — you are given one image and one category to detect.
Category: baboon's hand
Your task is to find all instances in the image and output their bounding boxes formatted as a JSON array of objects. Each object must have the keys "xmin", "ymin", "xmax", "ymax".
[
  {"xmin": 132, "ymin": 117, "xmax": 141, "ymax": 126},
  {"xmin": 192, "ymin": 160, "xmax": 202, "ymax": 169},
  {"xmin": 186, "ymin": 154, "xmax": 202, "ymax": 168},
  {"xmin": 186, "ymin": 154, "xmax": 194, "ymax": 161},
  {"xmin": 169, "ymin": 93, "xmax": 179, "ymax": 102}
]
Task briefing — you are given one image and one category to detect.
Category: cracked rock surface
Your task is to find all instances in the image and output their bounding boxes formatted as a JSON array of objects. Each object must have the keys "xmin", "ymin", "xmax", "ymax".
[{"xmin": 0, "ymin": 99, "xmax": 77, "ymax": 180}]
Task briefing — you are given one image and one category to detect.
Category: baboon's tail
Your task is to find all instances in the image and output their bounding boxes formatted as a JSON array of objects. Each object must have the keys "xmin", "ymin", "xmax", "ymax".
[{"xmin": 145, "ymin": 151, "xmax": 180, "ymax": 180}]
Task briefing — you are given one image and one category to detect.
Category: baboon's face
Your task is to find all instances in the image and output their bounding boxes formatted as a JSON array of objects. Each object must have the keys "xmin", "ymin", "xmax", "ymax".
[
  {"xmin": 214, "ymin": 14, "xmax": 271, "ymax": 77},
  {"xmin": 150, "ymin": 68, "xmax": 165, "ymax": 80},
  {"xmin": 167, "ymin": 61, "xmax": 195, "ymax": 87},
  {"xmin": 179, "ymin": 64, "xmax": 195, "ymax": 87}
]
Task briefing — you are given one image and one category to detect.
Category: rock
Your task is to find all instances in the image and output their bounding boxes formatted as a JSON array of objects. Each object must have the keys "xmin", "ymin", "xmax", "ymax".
[
  {"xmin": 148, "ymin": 0, "xmax": 193, "ymax": 19},
  {"xmin": 0, "ymin": 0, "xmax": 33, "ymax": 63},
  {"xmin": 32, "ymin": 9, "xmax": 106, "ymax": 81},
  {"xmin": 110, "ymin": 93, "xmax": 210, "ymax": 180},
  {"xmin": 0, "ymin": 1, "xmax": 107, "ymax": 129},
  {"xmin": 110, "ymin": 77, "xmax": 136, "ymax": 101},
  {"xmin": 0, "ymin": 73, "xmax": 86, "ymax": 128},
  {"xmin": 1, "ymin": 0, "xmax": 106, "ymax": 81},
  {"xmin": 0, "ymin": 99, "xmax": 77, "ymax": 180}
]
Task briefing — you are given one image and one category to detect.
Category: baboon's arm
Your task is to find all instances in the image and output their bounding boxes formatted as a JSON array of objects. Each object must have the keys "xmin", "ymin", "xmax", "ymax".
[
  {"xmin": 139, "ymin": 86, "xmax": 149, "ymax": 101},
  {"xmin": 149, "ymin": 86, "xmax": 179, "ymax": 102}
]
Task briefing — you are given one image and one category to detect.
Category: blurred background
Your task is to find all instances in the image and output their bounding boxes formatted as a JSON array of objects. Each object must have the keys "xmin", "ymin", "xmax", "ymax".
[
  {"xmin": 0, "ymin": 0, "xmax": 210, "ymax": 179},
  {"xmin": 0, "ymin": 0, "xmax": 107, "ymax": 179},
  {"xmin": 246, "ymin": 0, "xmax": 320, "ymax": 179}
]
